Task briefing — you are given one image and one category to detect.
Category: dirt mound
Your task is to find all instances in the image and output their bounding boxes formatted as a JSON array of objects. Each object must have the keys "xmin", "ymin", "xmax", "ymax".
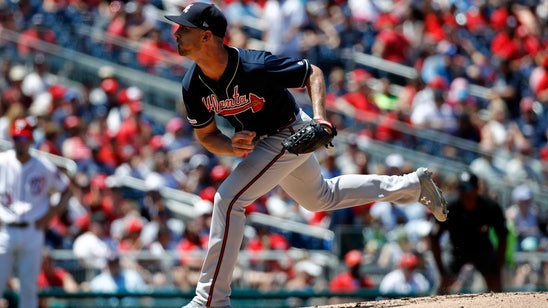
[{"xmin": 309, "ymin": 292, "xmax": 548, "ymax": 308}]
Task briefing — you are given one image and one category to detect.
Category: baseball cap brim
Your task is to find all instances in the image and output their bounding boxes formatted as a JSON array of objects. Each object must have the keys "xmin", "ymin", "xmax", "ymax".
[{"xmin": 165, "ymin": 15, "xmax": 199, "ymax": 28}]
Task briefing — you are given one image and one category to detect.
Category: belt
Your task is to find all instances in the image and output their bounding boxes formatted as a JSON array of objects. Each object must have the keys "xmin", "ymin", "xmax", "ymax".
[{"xmin": 255, "ymin": 113, "xmax": 298, "ymax": 142}]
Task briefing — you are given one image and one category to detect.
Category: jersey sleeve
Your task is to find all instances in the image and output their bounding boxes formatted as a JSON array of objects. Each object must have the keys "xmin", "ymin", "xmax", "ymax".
[
  {"xmin": 263, "ymin": 53, "xmax": 312, "ymax": 89},
  {"xmin": 181, "ymin": 92, "xmax": 215, "ymax": 128},
  {"xmin": 181, "ymin": 67, "xmax": 215, "ymax": 128},
  {"xmin": 40, "ymin": 157, "xmax": 70, "ymax": 193}
]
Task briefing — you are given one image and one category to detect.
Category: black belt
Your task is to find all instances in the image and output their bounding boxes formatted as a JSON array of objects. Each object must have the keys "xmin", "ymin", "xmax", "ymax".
[
  {"xmin": 255, "ymin": 113, "xmax": 298, "ymax": 141},
  {"xmin": 6, "ymin": 222, "xmax": 30, "ymax": 228}
]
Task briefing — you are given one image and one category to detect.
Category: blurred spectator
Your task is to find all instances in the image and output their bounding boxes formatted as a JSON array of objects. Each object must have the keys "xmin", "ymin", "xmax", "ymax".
[
  {"xmin": 38, "ymin": 248, "xmax": 79, "ymax": 308},
  {"xmin": 136, "ymin": 27, "xmax": 179, "ymax": 74},
  {"xmin": 450, "ymin": 112, "xmax": 481, "ymax": 144},
  {"xmin": 93, "ymin": 126, "xmax": 122, "ymax": 174},
  {"xmin": 410, "ymin": 76, "xmax": 447, "ymax": 128},
  {"xmin": 489, "ymin": 58, "xmax": 527, "ymax": 120},
  {"xmin": 225, "ymin": 0, "xmax": 262, "ymax": 37},
  {"xmin": 1, "ymin": 65, "xmax": 32, "ymax": 110},
  {"xmin": 505, "ymin": 141, "xmax": 545, "ymax": 186},
  {"xmin": 144, "ymin": 224, "xmax": 178, "ymax": 290},
  {"xmin": 371, "ymin": 13, "xmax": 410, "ymax": 65},
  {"xmin": 184, "ymin": 154, "xmax": 212, "ymax": 194},
  {"xmin": 320, "ymin": 152, "xmax": 341, "ymax": 179},
  {"xmin": 124, "ymin": 1, "xmax": 156, "ymax": 42},
  {"xmin": 37, "ymin": 120, "xmax": 62, "ymax": 156},
  {"xmin": 103, "ymin": 79, "xmax": 125, "ymax": 134},
  {"xmin": 246, "ymin": 226, "xmax": 291, "ymax": 272},
  {"xmin": 514, "ymin": 97, "xmax": 546, "ymax": 151},
  {"xmin": 329, "ymin": 249, "xmax": 375, "ymax": 293},
  {"xmin": 325, "ymin": 66, "xmax": 347, "ymax": 107},
  {"xmin": 163, "ymin": 116, "xmax": 193, "ymax": 152},
  {"xmin": 38, "ymin": 247, "xmax": 79, "ymax": 292},
  {"xmin": 262, "ymin": 0, "xmax": 307, "ymax": 59},
  {"xmin": 379, "ymin": 252, "xmax": 430, "ymax": 295},
  {"xmin": 334, "ymin": 135, "xmax": 368, "ymax": 176},
  {"xmin": 506, "ymin": 184, "xmax": 541, "ymax": 251},
  {"xmin": 334, "ymin": 68, "xmax": 379, "ymax": 122},
  {"xmin": 110, "ymin": 199, "xmax": 142, "ymax": 243},
  {"xmin": 430, "ymin": 171, "xmax": 508, "ymax": 294},
  {"xmin": 447, "ymin": 77, "xmax": 477, "ymax": 116},
  {"xmin": 299, "ymin": 5, "xmax": 342, "ymax": 74},
  {"xmin": 372, "ymin": 78, "xmax": 398, "ymax": 112},
  {"xmin": 480, "ymin": 98, "xmax": 525, "ymax": 153},
  {"xmin": 17, "ymin": 14, "xmax": 57, "ymax": 57},
  {"xmin": 61, "ymin": 115, "xmax": 94, "ymax": 173},
  {"xmin": 118, "ymin": 216, "xmax": 145, "ymax": 252},
  {"xmin": 176, "ymin": 220, "xmax": 208, "ymax": 270},
  {"xmin": 21, "ymin": 53, "xmax": 58, "ymax": 100},
  {"xmin": 285, "ymin": 259, "xmax": 325, "ymax": 291},
  {"xmin": 0, "ymin": 103, "xmax": 25, "ymax": 141},
  {"xmin": 140, "ymin": 172, "xmax": 185, "ymax": 246},
  {"xmin": 72, "ymin": 214, "xmax": 114, "ymax": 271},
  {"xmin": 469, "ymin": 144, "xmax": 508, "ymax": 190},
  {"xmin": 84, "ymin": 173, "xmax": 117, "ymax": 225},
  {"xmin": 532, "ymin": 54, "xmax": 548, "ymax": 104},
  {"xmin": 417, "ymin": 89, "xmax": 457, "ymax": 134},
  {"xmin": 265, "ymin": 185, "xmax": 303, "ymax": 221},
  {"xmin": 88, "ymin": 254, "xmax": 147, "ymax": 306},
  {"xmin": 116, "ymin": 99, "xmax": 155, "ymax": 154}
]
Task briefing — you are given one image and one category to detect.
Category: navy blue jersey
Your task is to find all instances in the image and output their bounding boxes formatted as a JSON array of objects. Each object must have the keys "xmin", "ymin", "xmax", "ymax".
[{"xmin": 181, "ymin": 47, "xmax": 312, "ymax": 136}]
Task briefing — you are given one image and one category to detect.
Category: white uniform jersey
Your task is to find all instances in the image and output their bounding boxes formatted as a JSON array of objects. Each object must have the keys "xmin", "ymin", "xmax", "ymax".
[{"xmin": 0, "ymin": 149, "xmax": 69, "ymax": 223}]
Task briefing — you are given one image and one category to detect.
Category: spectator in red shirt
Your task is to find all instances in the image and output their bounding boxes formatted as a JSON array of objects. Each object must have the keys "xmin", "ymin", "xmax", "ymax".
[
  {"xmin": 118, "ymin": 217, "xmax": 145, "ymax": 252},
  {"xmin": 116, "ymin": 100, "xmax": 154, "ymax": 155},
  {"xmin": 137, "ymin": 27, "xmax": 179, "ymax": 74},
  {"xmin": 532, "ymin": 54, "xmax": 548, "ymax": 104},
  {"xmin": 334, "ymin": 68, "xmax": 379, "ymax": 123},
  {"xmin": 17, "ymin": 14, "xmax": 57, "ymax": 57},
  {"xmin": 38, "ymin": 248, "xmax": 79, "ymax": 308},
  {"xmin": 490, "ymin": 20, "xmax": 524, "ymax": 62},
  {"xmin": 176, "ymin": 220, "xmax": 208, "ymax": 269},
  {"xmin": 329, "ymin": 249, "xmax": 375, "ymax": 293},
  {"xmin": 371, "ymin": 13, "xmax": 410, "ymax": 65},
  {"xmin": 37, "ymin": 249, "xmax": 79, "ymax": 291}
]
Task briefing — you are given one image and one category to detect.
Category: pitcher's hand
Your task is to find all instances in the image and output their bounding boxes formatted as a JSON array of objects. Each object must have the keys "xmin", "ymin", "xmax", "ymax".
[{"xmin": 232, "ymin": 131, "xmax": 256, "ymax": 157}]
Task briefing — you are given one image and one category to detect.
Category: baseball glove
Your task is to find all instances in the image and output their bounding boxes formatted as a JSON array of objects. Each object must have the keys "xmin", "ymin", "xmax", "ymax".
[{"xmin": 282, "ymin": 119, "xmax": 337, "ymax": 154}]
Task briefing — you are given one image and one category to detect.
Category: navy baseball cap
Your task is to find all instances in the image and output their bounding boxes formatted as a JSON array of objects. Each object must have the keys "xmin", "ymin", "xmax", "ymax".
[{"xmin": 165, "ymin": 2, "xmax": 227, "ymax": 38}]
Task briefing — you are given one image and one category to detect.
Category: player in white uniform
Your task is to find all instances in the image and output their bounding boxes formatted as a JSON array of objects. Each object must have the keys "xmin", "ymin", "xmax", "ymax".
[{"xmin": 0, "ymin": 118, "xmax": 72, "ymax": 308}]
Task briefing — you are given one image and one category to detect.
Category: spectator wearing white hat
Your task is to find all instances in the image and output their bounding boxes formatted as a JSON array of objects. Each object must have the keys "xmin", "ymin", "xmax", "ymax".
[{"xmin": 505, "ymin": 184, "xmax": 541, "ymax": 251}]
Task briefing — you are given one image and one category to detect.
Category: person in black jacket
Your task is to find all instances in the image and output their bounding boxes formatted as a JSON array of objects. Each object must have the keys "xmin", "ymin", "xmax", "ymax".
[{"xmin": 430, "ymin": 171, "xmax": 508, "ymax": 294}]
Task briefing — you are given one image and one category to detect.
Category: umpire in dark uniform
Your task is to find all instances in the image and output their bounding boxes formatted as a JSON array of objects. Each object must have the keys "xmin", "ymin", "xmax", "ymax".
[{"xmin": 430, "ymin": 171, "xmax": 508, "ymax": 294}]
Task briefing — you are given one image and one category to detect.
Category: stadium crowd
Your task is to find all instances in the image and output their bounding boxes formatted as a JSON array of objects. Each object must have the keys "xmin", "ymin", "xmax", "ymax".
[{"xmin": 1, "ymin": 0, "xmax": 548, "ymax": 303}]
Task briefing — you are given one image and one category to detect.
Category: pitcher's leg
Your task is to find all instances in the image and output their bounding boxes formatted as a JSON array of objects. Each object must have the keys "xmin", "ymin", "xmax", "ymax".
[
  {"xmin": 191, "ymin": 149, "xmax": 304, "ymax": 307},
  {"xmin": 280, "ymin": 155, "xmax": 421, "ymax": 212},
  {"xmin": 194, "ymin": 189, "xmax": 246, "ymax": 308}
]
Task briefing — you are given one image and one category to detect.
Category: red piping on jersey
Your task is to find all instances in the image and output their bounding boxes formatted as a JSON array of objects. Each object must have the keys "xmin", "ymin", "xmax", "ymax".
[{"xmin": 207, "ymin": 146, "xmax": 288, "ymax": 306}]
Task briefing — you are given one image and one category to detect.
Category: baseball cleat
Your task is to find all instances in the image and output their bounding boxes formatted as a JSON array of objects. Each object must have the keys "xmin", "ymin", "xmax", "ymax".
[{"xmin": 416, "ymin": 167, "xmax": 448, "ymax": 222}]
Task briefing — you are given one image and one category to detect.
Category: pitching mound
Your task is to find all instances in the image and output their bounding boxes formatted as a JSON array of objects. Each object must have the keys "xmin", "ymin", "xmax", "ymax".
[{"xmin": 309, "ymin": 292, "xmax": 548, "ymax": 308}]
